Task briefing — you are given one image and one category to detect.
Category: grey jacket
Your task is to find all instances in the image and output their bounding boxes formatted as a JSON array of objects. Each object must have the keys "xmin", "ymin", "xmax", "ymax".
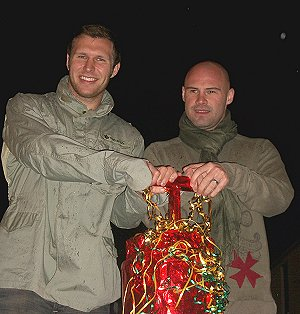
[
  {"xmin": 0, "ymin": 75, "xmax": 150, "ymax": 312},
  {"xmin": 143, "ymin": 135, "xmax": 294, "ymax": 314}
]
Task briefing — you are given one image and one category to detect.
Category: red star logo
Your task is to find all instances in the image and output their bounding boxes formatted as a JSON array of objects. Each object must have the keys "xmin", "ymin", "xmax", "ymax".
[{"xmin": 229, "ymin": 251, "xmax": 263, "ymax": 288}]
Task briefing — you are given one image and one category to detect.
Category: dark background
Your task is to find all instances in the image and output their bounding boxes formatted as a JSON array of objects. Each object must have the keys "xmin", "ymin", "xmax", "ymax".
[{"xmin": 1, "ymin": 3, "xmax": 299, "ymax": 266}]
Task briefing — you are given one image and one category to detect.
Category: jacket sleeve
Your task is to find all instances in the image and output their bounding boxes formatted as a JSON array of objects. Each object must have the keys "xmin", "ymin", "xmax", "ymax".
[
  {"xmin": 222, "ymin": 139, "xmax": 294, "ymax": 217},
  {"xmin": 110, "ymin": 188, "xmax": 149, "ymax": 228},
  {"xmin": 143, "ymin": 139, "xmax": 294, "ymax": 219},
  {"xmin": 3, "ymin": 93, "xmax": 152, "ymax": 191}
]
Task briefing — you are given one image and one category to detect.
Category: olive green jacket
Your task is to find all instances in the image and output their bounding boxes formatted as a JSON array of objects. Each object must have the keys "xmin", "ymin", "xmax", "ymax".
[
  {"xmin": 143, "ymin": 134, "xmax": 294, "ymax": 314},
  {"xmin": 0, "ymin": 76, "xmax": 150, "ymax": 312}
]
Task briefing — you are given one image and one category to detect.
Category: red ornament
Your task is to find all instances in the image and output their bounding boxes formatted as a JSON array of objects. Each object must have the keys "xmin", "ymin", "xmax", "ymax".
[{"xmin": 122, "ymin": 176, "xmax": 229, "ymax": 314}]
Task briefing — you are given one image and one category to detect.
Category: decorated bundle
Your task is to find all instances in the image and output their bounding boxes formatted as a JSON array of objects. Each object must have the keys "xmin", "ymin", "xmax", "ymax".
[{"xmin": 121, "ymin": 176, "xmax": 229, "ymax": 314}]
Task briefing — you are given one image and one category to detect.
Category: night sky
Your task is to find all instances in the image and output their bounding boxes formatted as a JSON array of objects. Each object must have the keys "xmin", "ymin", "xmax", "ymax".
[{"xmin": 1, "ymin": 3, "xmax": 299, "ymax": 265}]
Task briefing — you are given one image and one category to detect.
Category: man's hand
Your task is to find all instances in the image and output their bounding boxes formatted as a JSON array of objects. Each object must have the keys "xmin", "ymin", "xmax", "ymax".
[
  {"xmin": 146, "ymin": 161, "xmax": 180, "ymax": 194},
  {"xmin": 183, "ymin": 162, "xmax": 229, "ymax": 197}
]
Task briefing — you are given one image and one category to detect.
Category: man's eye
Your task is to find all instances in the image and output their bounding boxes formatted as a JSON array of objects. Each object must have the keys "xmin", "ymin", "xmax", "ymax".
[{"xmin": 207, "ymin": 90, "xmax": 216, "ymax": 94}]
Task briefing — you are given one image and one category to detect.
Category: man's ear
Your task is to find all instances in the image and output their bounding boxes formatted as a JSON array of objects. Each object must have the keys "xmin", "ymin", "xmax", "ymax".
[
  {"xmin": 66, "ymin": 53, "xmax": 70, "ymax": 71},
  {"xmin": 110, "ymin": 63, "xmax": 121, "ymax": 78},
  {"xmin": 226, "ymin": 88, "xmax": 235, "ymax": 106},
  {"xmin": 181, "ymin": 86, "xmax": 185, "ymax": 102}
]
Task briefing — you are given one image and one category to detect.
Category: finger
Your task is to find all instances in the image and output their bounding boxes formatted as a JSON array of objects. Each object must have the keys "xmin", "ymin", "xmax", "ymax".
[
  {"xmin": 182, "ymin": 163, "xmax": 204, "ymax": 174},
  {"xmin": 202, "ymin": 178, "xmax": 219, "ymax": 197},
  {"xmin": 157, "ymin": 166, "xmax": 178, "ymax": 186},
  {"xmin": 205, "ymin": 177, "xmax": 227, "ymax": 197},
  {"xmin": 190, "ymin": 169, "xmax": 209, "ymax": 188},
  {"xmin": 192, "ymin": 176, "xmax": 218, "ymax": 196},
  {"xmin": 168, "ymin": 171, "xmax": 179, "ymax": 183},
  {"xmin": 150, "ymin": 186, "xmax": 167, "ymax": 194},
  {"xmin": 209, "ymin": 180, "xmax": 224, "ymax": 197}
]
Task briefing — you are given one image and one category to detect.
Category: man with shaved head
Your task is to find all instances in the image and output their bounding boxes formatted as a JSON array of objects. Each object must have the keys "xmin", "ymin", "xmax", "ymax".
[{"xmin": 143, "ymin": 60, "xmax": 294, "ymax": 313}]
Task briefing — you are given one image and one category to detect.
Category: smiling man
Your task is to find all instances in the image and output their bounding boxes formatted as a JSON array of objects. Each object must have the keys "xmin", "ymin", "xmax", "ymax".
[{"xmin": 0, "ymin": 24, "xmax": 178, "ymax": 313}]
